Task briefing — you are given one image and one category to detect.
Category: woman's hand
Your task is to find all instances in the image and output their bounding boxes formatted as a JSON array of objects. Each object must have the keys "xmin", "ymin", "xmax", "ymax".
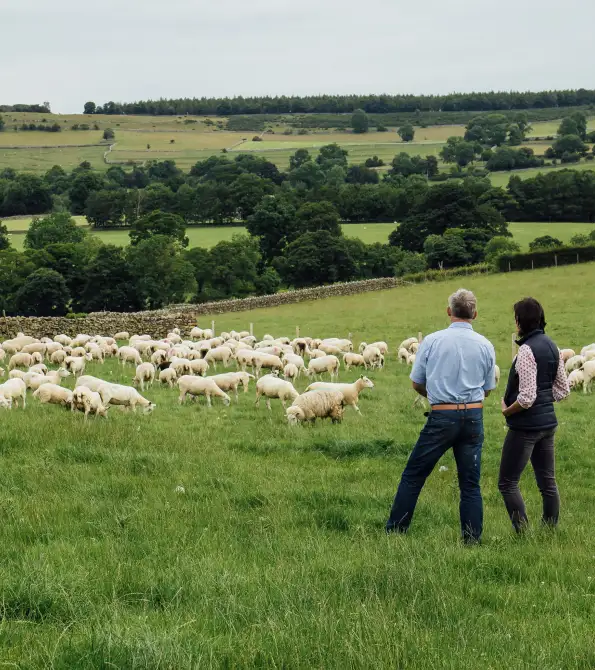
[{"xmin": 501, "ymin": 398, "xmax": 508, "ymax": 414}]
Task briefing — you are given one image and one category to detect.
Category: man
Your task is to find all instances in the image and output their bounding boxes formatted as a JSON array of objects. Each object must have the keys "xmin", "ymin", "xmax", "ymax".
[{"xmin": 386, "ymin": 288, "xmax": 496, "ymax": 543}]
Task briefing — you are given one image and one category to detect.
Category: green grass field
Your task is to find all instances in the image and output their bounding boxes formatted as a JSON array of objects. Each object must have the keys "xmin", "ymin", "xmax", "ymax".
[{"xmin": 0, "ymin": 263, "xmax": 593, "ymax": 668}]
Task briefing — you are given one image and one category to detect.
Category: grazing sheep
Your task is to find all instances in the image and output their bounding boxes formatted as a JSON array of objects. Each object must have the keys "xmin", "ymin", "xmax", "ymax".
[
  {"xmin": 189, "ymin": 358, "xmax": 209, "ymax": 376},
  {"xmin": 133, "ymin": 362, "xmax": 156, "ymax": 391},
  {"xmin": 24, "ymin": 369, "xmax": 69, "ymax": 391},
  {"xmin": 255, "ymin": 345, "xmax": 283, "ymax": 357},
  {"xmin": 582, "ymin": 360, "xmax": 595, "ymax": 393},
  {"xmin": 580, "ymin": 344, "xmax": 595, "ymax": 357},
  {"xmin": 54, "ymin": 334, "xmax": 73, "ymax": 346},
  {"xmin": 494, "ymin": 364, "xmax": 501, "ymax": 386},
  {"xmin": 307, "ymin": 355, "xmax": 340, "ymax": 380},
  {"xmin": 72, "ymin": 386, "xmax": 108, "ymax": 420},
  {"xmin": 567, "ymin": 369, "xmax": 585, "ymax": 391},
  {"xmin": 407, "ymin": 353, "xmax": 416, "ymax": 366},
  {"xmin": 205, "ymin": 346, "xmax": 233, "ymax": 370},
  {"xmin": 306, "ymin": 375, "xmax": 374, "ymax": 414},
  {"xmin": 50, "ymin": 349, "xmax": 68, "ymax": 365},
  {"xmin": 8, "ymin": 352, "xmax": 36, "ymax": 371},
  {"xmin": 398, "ymin": 337, "xmax": 419, "ymax": 353},
  {"xmin": 565, "ymin": 355, "xmax": 586, "ymax": 374},
  {"xmin": 235, "ymin": 349, "xmax": 257, "ymax": 372},
  {"xmin": 397, "ymin": 347, "xmax": 410, "ymax": 364},
  {"xmin": 167, "ymin": 332, "xmax": 182, "ymax": 344},
  {"xmin": 559, "ymin": 349, "xmax": 576, "ymax": 363},
  {"xmin": 317, "ymin": 342, "xmax": 344, "ymax": 356},
  {"xmin": 117, "ymin": 346, "xmax": 143, "ymax": 366},
  {"xmin": 292, "ymin": 338, "xmax": 309, "ymax": 355},
  {"xmin": 210, "ymin": 372, "xmax": 255, "ymax": 402},
  {"xmin": 21, "ymin": 342, "xmax": 47, "ymax": 357},
  {"xmin": 253, "ymin": 353, "xmax": 284, "ymax": 377},
  {"xmin": 408, "ymin": 342, "xmax": 419, "ymax": 354},
  {"xmin": 585, "ymin": 350, "xmax": 596, "ymax": 362},
  {"xmin": 0, "ymin": 378, "xmax": 27, "ymax": 408},
  {"xmin": 64, "ymin": 355, "xmax": 91, "ymax": 376},
  {"xmin": 282, "ymin": 352, "xmax": 306, "ymax": 373},
  {"xmin": 74, "ymin": 375, "xmax": 109, "ymax": 393},
  {"xmin": 177, "ymin": 375, "xmax": 230, "ymax": 407},
  {"xmin": 29, "ymin": 363, "xmax": 48, "ymax": 375},
  {"xmin": 97, "ymin": 383, "xmax": 155, "ymax": 414},
  {"xmin": 307, "ymin": 348, "xmax": 327, "ymax": 360},
  {"xmin": 85, "ymin": 343, "xmax": 105, "ymax": 363},
  {"xmin": 321, "ymin": 338, "xmax": 353, "ymax": 353},
  {"xmin": 45, "ymin": 342, "xmax": 63, "ymax": 356},
  {"xmin": 286, "ymin": 390, "xmax": 344, "ymax": 425},
  {"xmin": 359, "ymin": 341, "xmax": 388, "ymax": 355},
  {"xmin": 169, "ymin": 357, "xmax": 192, "ymax": 376},
  {"xmin": 32, "ymin": 383, "xmax": 73, "ymax": 409},
  {"xmin": 201, "ymin": 328, "xmax": 214, "ymax": 340},
  {"xmin": 70, "ymin": 346, "xmax": 88, "ymax": 357},
  {"xmin": 8, "ymin": 369, "xmax": 26, "ymax": 380},
  {"xmin": 159, "ymin": 367, "xmax": 178, "ymax": 388},
  {"xmin": 2, "ymin": 336, "xmax": 38, "ymax": 354},
  {"xmin": 362, "ymin": 345, "xmax": 383, "ymax": 369},
  {"xmin": 190, "ymin": 327, "xmax": 203, "ymax": 340},
  {"xmin": 151, "ymin": 349, "xmax": 169, "ymax": 366},
  {"xmin": 283, "ymin": 363, "xmax": 299, "ymax": 381},
  {"xmin": 255, "ymin": 374, "xmax": 299, "ymax": 410},
  {"xmin": 343, "ymin": 353, "xmax": 366, "ymax": 371}
]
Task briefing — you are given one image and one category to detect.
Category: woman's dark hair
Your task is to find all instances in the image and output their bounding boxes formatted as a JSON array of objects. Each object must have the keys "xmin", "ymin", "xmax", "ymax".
[{"xmin": 514, "ymin": 297, "xmax": 546, "ymax": 335}]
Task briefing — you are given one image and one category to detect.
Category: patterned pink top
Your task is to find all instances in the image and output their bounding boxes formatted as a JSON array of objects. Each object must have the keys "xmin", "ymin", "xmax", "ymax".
[{"xmin": 515, "ymin": 344, "xmax": 570, "ymax": 409}]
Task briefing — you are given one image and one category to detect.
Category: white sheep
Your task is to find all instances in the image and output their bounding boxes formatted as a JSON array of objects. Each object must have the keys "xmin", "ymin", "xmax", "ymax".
[
  {"xmin": 24, "ymin": 369, "xmax": 70, "ymax": 391},
  {"xmin": 205, "ymin": 346, "xmax": 233, "ymax": 369},
  {"xmin": 359, "ymin": 341, "xmax": 388, "ymax": 355},
  {"xmin": 582, "ymin": 360, "xmax": 595, "ymax": 393},
  {"xmin": 317, "ymin": 342, "xmax": 344, "ymax": 356},
  {"xmin": 306, "ymin": 375, "xmax": 374, "ymax": 414},
  {"xmin": 190, "ymin": 327, "xmax": 203, "ymax": 340},
  {"xmin": 494, "ymin": 364, "xmax": 501, "ymax": 387},
  {"xmin": 21, "ymin": 342, "xmax": 47, "ymax": 357},
  {"xmin": 307, "ymin": 355, "xmax": 340, "ymax": 380},
  {"xmin": 362, "ymin": 345, "xmax": 383, "ymax": 369},
  {"xmin": 235, "ymin": 349, "xmax": 257, "ymax": 372},
  {"xmin": 567, "ymin": 369, "xmax": 585, "ymax": 391},
  {"xmin": 159, "ymin": 367, "xmax": 178, "ymax": 388},
  {"xmin": 8, "ymin": 369, "xmax": 26, "ymax": 380},
  {"xmin": 342, "ymin": 353, "xmax": 367, "ymax": 371},
  {"xmin": 407, "ymin": 353, "xmax": 416, "ymax": 366},
  {"xmin": 253, "ymin": 353, "xmax": 284, "ymax": 378},
  {"xmin": 0, "ymin": 378, "xmax": 27, "ymax": 408},
  {"xmin": 189, "ymin": 358, "xmax": 209, "ymax": 376},
  {"xmin": 32, "ymin": 383, "xmax": 73, "ymax": 409},
  {"xmin": 321, "ymin": 338, "xmax": 353, "ymax": 353},
  {"xmin": 398, "ymin": 337, "xmax": 419, "ymax": 353},
  {"xmin": 286, "ymin": 390, "xmax": 344, "ymax": 425},
  {"xmin": 50, "ymin": 350, "xmax": 68, "ymax": 365},
  {"xmin": 283, "ymin": 363, "xmax": 299, "ymax": 381},
  {"xmin": 408, "ymin": 341, "xmax": 419, "ymax": 354},
  {"xmin": 397, "ymin": 347, "xmax": 410, "ymax": 364},
  {"xmin": 133, "ymin": 362, "xmax": 156, "ymax": 391},
  {"xmin": 177, "ymin": 375, "xmax": 230, "ymax": 407},
  {"xmin": 584, "ymin": 350, "xmax": 596, "ymax": 362},
  {"xmin": 54, "ymin": 334, "xmax": 72, "ymax": 346},
  {"xmin": 151, "ymin": 349, "xmax": 169, "ymax": 366},
  {"xmin": 117, "ymin": 346, "xmax": 143, "ymax": 366},
  {"xmin": 281, "ymin": 352, "xmax": 306, "ymax": 373},
  {"xmin": 72, "ymin": 386, "xmax": 108, "ymax": 420},
  {"xmin": 8, "ymin": 352, "xmax": 42, "ymax": 371},
  {"xmin": 169, "ymin": 357, "xmax": 192, "ymax": 376},
  {"xmin": 29, "ymin": 363, "xmax": 48, "ymax": 375},
  {"xmin": 97, "ymin": 382, "xmax": 156, "ymax": 414},
  {"xmin": 210, "ymin": 372, "xmax": 255, "ymax": 402},
  {"xmin": 580, "ymin": 344, "xmax": 595, "ymax": 357},
  {"xmin": 559, "ymin": 348, "xmax": 576, "ymax": 363},
  {"xmin": 565, "ymin": 355, "xmax": 586, "ymax": 374},
  {"xmin": 71, "ymin": 334, "xmax": 92, "ymax": 348},
  {"xmin": 44, "ymin": 342, "xmax": 63, "ymax": 356},
  {"xmin": 307, "ymin": 348, "xmax": 327, "ymax": 359},
  {"xmin": 64, "ymin": 355, "xmax": 91, "ymax": 376},
  {"xmin": 255, "ymin": 374, "xmax": 299, "ymax": 410},
  {"xmin": 74, "ymin": 375, "xmax": 109, "ymax": 393}
]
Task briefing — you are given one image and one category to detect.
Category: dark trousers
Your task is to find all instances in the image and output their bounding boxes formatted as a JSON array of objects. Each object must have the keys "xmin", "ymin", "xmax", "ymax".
[
  {"xmin": 498, "ymin": 428, "xmax": 559, "ymax": 532},
  {"xmin": 386, "ymin": 408, "xmax": 484, "ymax": 542}
]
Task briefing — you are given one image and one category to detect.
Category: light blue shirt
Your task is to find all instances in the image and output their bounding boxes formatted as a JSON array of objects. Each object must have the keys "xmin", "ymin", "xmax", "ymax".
[{"xmin": 410, "ymin": 322, "xmax": 496, "ymax": 405}]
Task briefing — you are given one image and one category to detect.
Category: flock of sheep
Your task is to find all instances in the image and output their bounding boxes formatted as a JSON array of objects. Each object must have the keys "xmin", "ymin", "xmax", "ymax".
[
  {"xmin": 0, "ymin": 328, "xmax": 396, "ymax": 424},
  {"xmin": 0, "ymin": 327, "xmax": 593, "ymax": 425}
]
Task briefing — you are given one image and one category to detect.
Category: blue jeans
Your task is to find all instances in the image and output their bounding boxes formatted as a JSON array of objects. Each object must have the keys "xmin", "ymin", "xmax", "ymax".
[{"xmin": 386, "ymin": 408, "xmax": 484, "ymax": 542}]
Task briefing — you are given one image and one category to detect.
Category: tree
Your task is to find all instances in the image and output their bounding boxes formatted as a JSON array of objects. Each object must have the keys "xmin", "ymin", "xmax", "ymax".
[
  {"xmin": 528, "ymin": 235, "xmax": 563, "ymax": 251},
  {"xmin": 316, "ymin": 143, "xmax": 349, "ymax": 168},
  {"xmin": 255, "ymin": 266, "xmax": 281, "ymax": 295},
  {"xmin": 279, "ymin": 231, "xmax": 356, "ymax": 288},
  {"xmin": 129, "ymin": 210, "xmax": 188, "ymax": 247},
  {"xmin": 0, "ymin": 173, "xmax": 53, "ymax": 217},
  {"xmin": 288, "ymin": 161, "xmax": 325, "ymax": 189},
  {"xmin": 551, "ymin": 134, "xmax": 588, "ymax": 158},
  {"xmin": 398, "ymin": 124, "xmax": 415, "ymax": 142},
  {"xmin": 24, "ymin": 212, "xmax": 87, "ymax": 249},
  {"xmin": 127, "ymin": 235, "xmax": 196, "ymax": 309},
  {"xmin": 464, "ymin": 114, "xmax": 509, "ymax": 146},
  {"xmin": 229, "ymin": 173, "xmax": 272, "ymax": 220},
  {"xmin": 83, "ymin": 101, "xmax": 96, "ymax": 114},
  {"xmin": 85, "ymin": 188, "xmax": 127, "ymax": 228},
  {"xmin": 351, "ymin": 108, "xmax": 369, "ymax": 134},
  {"xmin": 440, "ymin": 137, "xmax": 477, "ymax": 167},
  {"xmin": 102, "ymin": 128, "xmax": 115, "ymax": 141},
  {"xmin": 14, "ymin": 268, "xmax": 70, "ymax": 316},
  {"xmin": 207, "ymin": 235, "xmax": 261, "ymax": 298},
  {"xmin": 80, "ymin": 245, "xmax": 141, "ymax": 312},
  {"xmin": 558, "ymin": 112, "xmax": 587, "ymax": 139},
  {"xmin": 186, "ymin": 246, "xmax": 212, "ymax": 296},
  {"xmin": 483, "ymin": 236, "xmax": 521, "ymax": 263},
  {"xmin": 289, "ymin": 148, "xmax": 311, "ymax": 171},
  {"xmin": 346, "ymin": 165, "xmax": 379, "ymax": 184},
  {"xmin": 423, "ymin": 234, "xmax": 470, "ymax": 269},
  {"xmin": 569, "ymin": 233, "xmax": 592, "ymax": 246},
  {"xmin": 68, "ymin": 170, "xmax": 104, "ymax": 214},
  {"xmin": 245, "ymin": 197, "xmax": 298, "ymax": 261},
  {"xmin": 0, "ymin": 221, "xmax": 10, "ymax": 250},
  {"xmin": 295, "ymin": 201, "xmax": 342, "ymax": 237},
  {"xmin": 508, "ymin": 126, "xmax": 523, "ymax": 146}
]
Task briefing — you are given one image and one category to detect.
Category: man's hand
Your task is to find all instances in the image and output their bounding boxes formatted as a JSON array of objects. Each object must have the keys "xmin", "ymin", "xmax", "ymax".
[{"xmin": 412, "ymin": 381, "xmax": 427, "ymax": 398}]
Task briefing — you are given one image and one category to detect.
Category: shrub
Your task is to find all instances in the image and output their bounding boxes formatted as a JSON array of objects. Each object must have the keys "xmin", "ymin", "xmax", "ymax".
[
  {"xmin": 498, "ymin": 245, "xmax": 595, "ymax": 271},
  {"xmin": 297, "ymin": 128, "xmax": 308, "ymax": 135},
  {"xmin": 252, "ymin": 135, "xmax": 263, "ymax": 142}
]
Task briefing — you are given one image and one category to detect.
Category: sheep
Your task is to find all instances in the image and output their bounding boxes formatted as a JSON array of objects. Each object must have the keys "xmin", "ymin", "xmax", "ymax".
[
  {"xmin": 177, "ymin": 375, "xmax": 230, "ymax": 407},
  {"xmin": 582, "ymin": 360, "xmax": 595, "ymax": 393},
  {"xmin": 64, "ymin": 354, "xmax": 91, "ymax": 376},
  {"xmin": 133, "ymin": 362, "xmax": 156, "ymax": 391},
  {"xmin": 283, "ymin": 363, "xmax": 299, "ymax": 381},
  {"xmin": 253, "ymin": 353, "xmax": 284, "ymax": 378},
  {"xmin": 282, "ymin": 352, "xmax": 306, "ymax": 373},
  {"xmin": 117, "ymin": 346, "xmax": 143, "ymax": 366},
  {"xmin": 205, "ymin": 346, "xmax": 234, "ymax": 370},
  {"xmin": 286, "ymin": 390, "xmax": 344, "ymax": 425},
  {"xmin": 567, "ymin": 369, "xmax": 585, "ymax": 391},
  {"xmin": 189, "ymin": 358, "xmax": 209, "ymax": 376},
  {"xmin": 559, "ymin": 349, "xmax": 576, "ymax": 363},
  {"xmin": 306, "ymin": 375, "xmax": 374, "ymax": 414},
  {"xmin": 21, "ymin": 342, "xmax": 47, "ymax": 357},
  {"xmin": 24, "ymin": 369, "xmax": 70, "ymax": 391},
  {"xmin": 97, "ymin": 382, "xmax": 156, "ymax": 414},
  {"xmin": 169, "ymin": 357, "xmax": 192, "ymax": 376},
  {"xmin": 255, "ymin": 374, "xmax": 299, "ymax": 410},
  {"xmin": 565, "ymin": 355, "xmax": 586, "ymax": 374},
  {"xmin": 580, "ymin": 344, "xmax": 595, "ymax": 357},
  {"xmin": 70, "ymin": 334, "xmax": 92, "ymax": 348},
  {"xmin": 151, "ymin": 349, "xmax": 169, "ymax": 366},
  {"xmin": 70, "ymin": 346, "xmax": 88, "ymax": 357},
  {"xmin": 75, "ymin": 375, "xmax": 109, "ymax": 393},
  {"xmin": 397, "ymin": 347, "xmax": 410, "ymax": 364},
  {"xmin": 44, "ymin": 342, "xmax": 63, "ymax": 356},
  {"xmin": 255, "ymin": 345, "xmax": 283, "ymax": 357},
  {"xmin": 407, "ymin": 353, "xmax": 416, "ymax": 366},
  {"xmin": 201, "ymin": 328, "xmax": 214, "ymax": 340},
  {"xmin": 398, "ymin": 337, "xmax": 419, "ymax": 353},
  {"xmin": 167, "ymin": 332, "xmax": 182, "ymax": 344},
  {"xmin": 1, "ymin": 336, "xmax": 38, "ymax": 354},
  {"xmin": 159, "ymin": 367, "xmax": 178, "ymax": 388},
  {"xmin": 585, "ymin": 350, "xmax": 596, "ymax": 362},
  {"xmin": 29, "ymin": 363, "xmax": 48, "ymax": 375},
  {"xmin": 72, "ymin": 386, "xmax": 108, "ymax": 420},
  {"xmin": 0, "ymin": 378, "xmax": 27, "ymax": 408},
  {"xmin": 210, "ymin": 372, "xmax": 255, "ymax": 402},
  {"xmin": 408, "ymin": 341, "xmax": 419, "ymax": 354},
  {"xmin": 235, "ymin": 349, "xmax": 257, "ymax": 372},
  {"xmin": 32, "ymin": 383, "xmax": 73, "ymax": 409},
  {"xmin": 50, "ymin": 350, "xmax": 68, "ymax": 365},
  {"xmin": 54, "ymin": 334, "xmax": 72, "ymax": 346},
  {"xmin": 358, "ymin": 341, "xmax": 388, "ymax": 355},
  {"xmin": 190, "ymin": 327, "xmax": 204, "ymax": 340},
  {"xmin": 292, "ymin": 338, "xmax": 309, "ymax": 355},
  {"xmin": 8, "ymin": 369, "xmax": 26, "ymax": 380},
  {"xmin": 342, "ymin": 352, "xmax": 367, "ymax": 371},
  {"xmin": 494, "ymin": 364, "xmax": 501, "ymax": 387},
  {"xmin": 321, "ymin": 338, "xmax": 353, "ymax": 353},
  {"xmin": 8, "ymin": 352, "xmax": 42, "ymax": 370},
  {"xmin": 362, "ymin": 345, "xmax": 383, "ymax": 369},
  {"xmin": 307, "ymin": 355, "xmax": 340, "ymax": 380},
  {"xmin": 86, "ymin": 343, "xmax": 105, "ymax": 363},
  {"xmin": 317, "ymin": 342, "xmax": 344, "ymax": 356},
  {"xmin": 307, "ymin": 348, "xmax": 327, "ymax": 360}
]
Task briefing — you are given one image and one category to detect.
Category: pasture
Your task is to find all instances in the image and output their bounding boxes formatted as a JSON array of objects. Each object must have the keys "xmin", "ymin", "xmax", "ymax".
[{"xmin": 0, "ymin": 263, "xmax": 593, "ymax": 668}]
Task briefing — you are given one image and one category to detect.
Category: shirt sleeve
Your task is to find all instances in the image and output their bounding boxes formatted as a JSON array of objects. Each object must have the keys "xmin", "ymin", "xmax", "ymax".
[
  {"xmin": 553, "ymin": 351, "xmax": 571, "ymax": 402},
  {"xmin": 515, "ymin": 344, "xmax": 537, "ymax": 409},
  {"xmin": 483, "ymin": 343, "xmax": 497, "ymax": 391},
  {"xmin": 409, "ymin": 338, "xmax": 427, "ymax": 384}
]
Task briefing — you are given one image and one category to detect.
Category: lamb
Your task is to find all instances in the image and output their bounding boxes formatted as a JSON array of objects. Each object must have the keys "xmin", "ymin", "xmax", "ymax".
[
  {"xmin": 169, "ymin": 357, "xmax": 192, "ymax": 376},
  {"xmin": 205, "ymin": 346, "xmax": 233, "ymax": 369},
  {"xmin": 64, "ymin": 354, "xmax": 91, "ymax": 376},
  {"xmin": 117, "ymin": 346, "xmax": 143, "ymax": 366},
  {"xmin": 235, "ymin": 349, "xmax": 257, "ymax": 372},
  {"xmin": 29, "ymin": 363, "xmax": 48, "ymax": 375},
  {"xmin": 343, "ymin": 353, "xmax": 366, "ymax": 371},
  {"xmin": 286, "ymin": 390, "xmax": 344, "ymax": 425},
  {"xmin": 565, "ymin": 355, "xmax": 586, "ymax": 374},
  {"xmin": 189, "ymin": 358, "xmax": 209, "ymax": 376},
  {"xmin": 358, "ymin": 341, "xmax": 388, "ymax": 355},
  {"xmin": 255, "ymin": 374, "xmax": 299, "ymax": 410},
  {"xmin": 133, "ymin": 362, "xmax": 156, "ymax": 391},
  {"xmin": 253, "ymin": 353, "xmax": 284, "ymax": 377},
  {"xmin": 397, "ymin": 347, "xmax": 410, "ymax": 364},
  {"xmin": 494, "ymin": 364, "xmax": 501, "ymax": 387},
  {"xmin": 32, "ymin": 383, "xmax": 73, "ymax": 409},
  {"xmin": 210, "ymin": 372, "xmax": 255, "ymax": 402},
  {"xmin": 567, "ymin": 369, "xmax": 585, "ymax": 391},
  {"xmin": 307, "ymin": 355, "xmax": 340, "ymax": 380},
  {"xmin": 582, "ymin": 360, "xmax": 595, "ymax": 393},
  {"xmin": 283, "ymin": 363, "xmax": 299, "ymax": 381},
  {"xmin": 0, "ymin": 378, "xmax": 27, "ymax": 408},
  {"xmin": 362, "ymin": 345, "xmax": 383, "ymax": 369},
  {"xmin": 50, "ymin": 350, "xmax": 68, "ymax": 365},
  {"xmin": 559, "ymin": 349, "xmax": 576, "ymax": 363},
  {"xmin": 159, "ymin": 367, "xmax": 178, "ymax": 388},
  {"xmin": 177, "ymin": 375, "xmax": 230, "ymax": 407},
  {"xmin": 317, "ymin": 342, "xmax": 344, "ymax": 356},
  {"xmin": 97, "ymin": 383, "xmax": 156, "ymax": 414},
  {"xmin": 398, "ymin": 337, "xmax": 419, "ymax": 353},
  {"xmin": 8, "ymin": 352, "xmax": 42, "ymax": 370},
  {"xmin": 306, "ymin": 375, "xmax": 374, "ymax": 414},
  {"xmin": 190, "ymin": 327, "xmax": 204, "ymax": 340},
  {"xmin": 72, "ymin": 386, "xmax": 108, "ymax": 420},
  {"xmin": 24, "ymin": 369, "xmax": 70, "ymax": 391}
]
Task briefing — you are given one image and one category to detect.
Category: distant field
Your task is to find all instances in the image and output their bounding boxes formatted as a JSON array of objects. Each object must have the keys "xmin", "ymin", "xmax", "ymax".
[
  {"xmin": 487, "ymin": 161, "xmax": 595, "ymax": 187},
  {"xmin": 6, "ymin": 219, "xmax": 593, "ymax": 252}
]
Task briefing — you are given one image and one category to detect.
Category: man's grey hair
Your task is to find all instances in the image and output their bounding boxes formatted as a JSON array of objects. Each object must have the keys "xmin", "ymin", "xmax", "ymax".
[{"xmin": 448, "ymin": 288, "xmax": 477, "ymax": 319}]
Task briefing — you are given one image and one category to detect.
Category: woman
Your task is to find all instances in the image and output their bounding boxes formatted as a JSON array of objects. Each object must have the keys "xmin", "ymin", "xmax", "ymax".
[{"xmin": 499, "ymin": 297, "xmax": 570, "ymax": 532}]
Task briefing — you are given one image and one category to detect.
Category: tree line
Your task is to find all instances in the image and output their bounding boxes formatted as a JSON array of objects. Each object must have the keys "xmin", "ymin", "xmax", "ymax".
[{"xmin": 82, "ymin": 89, "xmax": 594, "ymax": 116}]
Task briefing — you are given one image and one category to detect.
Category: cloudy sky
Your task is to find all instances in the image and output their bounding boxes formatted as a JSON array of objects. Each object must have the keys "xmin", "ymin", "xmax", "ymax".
[{"xmin": 3, "ymin": 0, "xmax": 594, "ymax": 113}]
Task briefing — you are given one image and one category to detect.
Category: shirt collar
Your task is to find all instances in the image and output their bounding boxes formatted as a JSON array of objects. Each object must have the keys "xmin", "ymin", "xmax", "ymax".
[{"xmin": 448, "ymin": 322, "xmax": 473, "ymax": 331}]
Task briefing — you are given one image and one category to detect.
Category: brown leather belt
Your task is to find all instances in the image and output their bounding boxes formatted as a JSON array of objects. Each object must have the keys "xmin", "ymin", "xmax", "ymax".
[{"xmin": 431, "ymin": 403, "xmax": 483, "ymax": 411}]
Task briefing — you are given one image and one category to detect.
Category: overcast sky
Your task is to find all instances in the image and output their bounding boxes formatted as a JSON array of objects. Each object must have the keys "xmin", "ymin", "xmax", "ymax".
[{"xmin": 3, "ymin": 0, "xmax": 594, "ymax": 113}]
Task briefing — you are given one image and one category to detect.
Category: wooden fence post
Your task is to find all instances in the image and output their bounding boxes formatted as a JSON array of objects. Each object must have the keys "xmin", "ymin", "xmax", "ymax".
[
  {"xmin": 554, "ymin": 254, "xmax": 558, "ymax": 267},
  {"xmin": 249, "ymin": 322, "xmax": 253, "ymax": 337},
  {"xmin": 577, "ymin": 253, "xmax": 580, "ymax": 264},
  {"xmin": 418, "ymin": 331, "xmax": 422, "ymax": 344},
  {"xmin": 211, "ymin": 320, "xmax": 215, "ymax": 335},
  {"xmin": 511, "ymin": 332, "xmax": 517, "ymax": 362},
  {"xmin": 296, "ymin": 326, "xmax": 300, "ymax": 338},
  {"xmin": 508, "ymin": 261, "xmax": 511, "ymax": 272},
  {"xmin": 531, "ymin": 259, "xmax": 534, "ymax": 270}
]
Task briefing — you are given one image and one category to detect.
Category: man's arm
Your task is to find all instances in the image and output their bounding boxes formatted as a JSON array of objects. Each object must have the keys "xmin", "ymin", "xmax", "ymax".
[
  {"xmin": 412, "ymin": 381, "xmax": 427, "ymax": 397},
  {"xmin": 483, "ymin": 342, "xmax": 497, "ymax": 399},
  {"xmin": 409, "ymin": 339, "xmax": 428, "ymax": 397}
]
